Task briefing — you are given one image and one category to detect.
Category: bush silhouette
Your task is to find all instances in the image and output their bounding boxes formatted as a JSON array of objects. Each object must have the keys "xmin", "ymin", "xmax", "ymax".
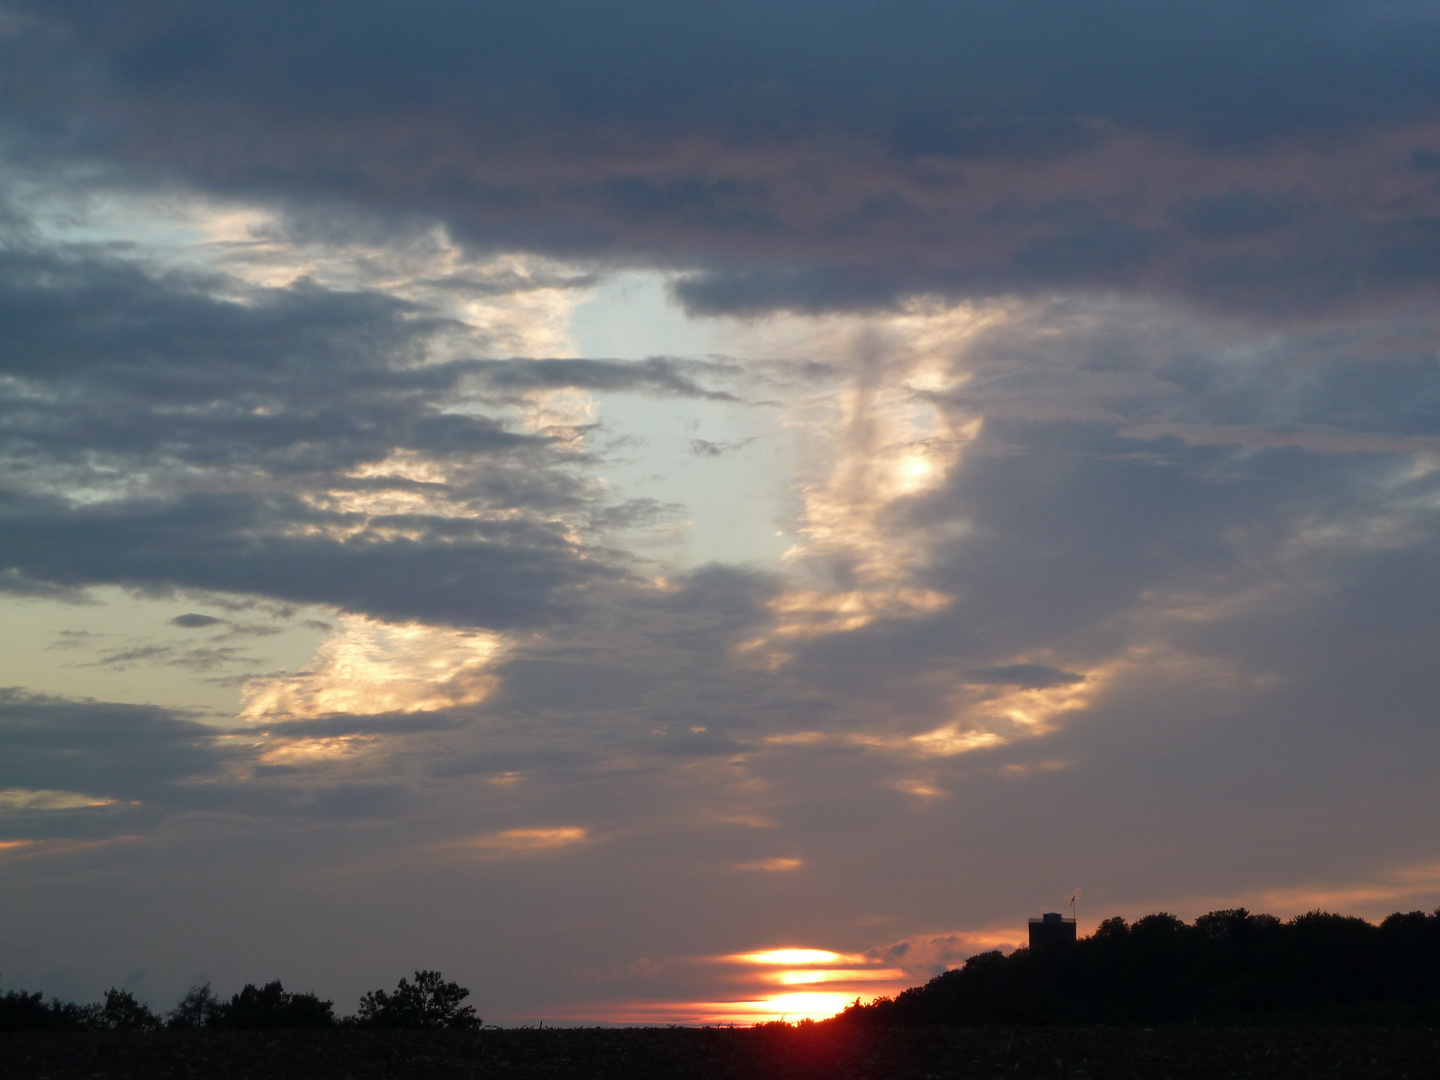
[{"xmin": 356, "ymin": 970, "xmax": 479, "ymax": 1029}]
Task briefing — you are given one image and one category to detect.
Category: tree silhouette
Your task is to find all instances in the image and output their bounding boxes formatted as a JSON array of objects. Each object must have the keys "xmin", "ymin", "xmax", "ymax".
[
  {"xmin": 219, "ymin": 980, "xmax": 334, "ymax": 1029},
  {"xmin": 88, "ymin": 988, "xmax": 161, "ymax": 1030},
  {"xmin": 356, "ymin": 970, "xmax": 479, "ymax": 1029},
  {"xmin": 167, "ymin": 983, "xmax": 222, "ymax": 1030},
  {"xmin": 842, "ymin": 907, "xmax": 1440, "ymax": 1025},
  {"xmin": 0, "ymin": 988, "xmax": 70, "ymax": 1031}
]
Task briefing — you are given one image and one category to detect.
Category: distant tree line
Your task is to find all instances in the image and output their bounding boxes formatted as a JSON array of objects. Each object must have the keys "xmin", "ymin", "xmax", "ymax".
[
  {"xmin": 0, "ymin": 970, "xmax": 479, "ymax": 1032},
  {"xmin": 840, "ymin": 908, "xmax": 1440, "ymax": 1025}
]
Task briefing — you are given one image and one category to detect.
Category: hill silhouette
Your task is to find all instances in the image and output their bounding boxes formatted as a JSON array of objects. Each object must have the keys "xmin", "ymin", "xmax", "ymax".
[{"xmin": 839, "ymin": 908, "xmax": 1440, "ymax": 1025}]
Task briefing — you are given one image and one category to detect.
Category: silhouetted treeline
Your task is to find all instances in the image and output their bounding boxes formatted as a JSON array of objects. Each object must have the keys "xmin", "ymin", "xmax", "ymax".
[
  {"xmin": 0, "ymin": 970, "xmax": 478, "ymax": 1032},
  {"xmin": 840, "ymin": 908, "xmax": 1440, "ymax": 1025}
]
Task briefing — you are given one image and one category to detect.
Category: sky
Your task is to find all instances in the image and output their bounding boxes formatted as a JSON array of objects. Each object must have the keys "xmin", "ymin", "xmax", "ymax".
[{"xmin": 2, "ymin": 0, "xmax": 1440, "ymax": 1024}]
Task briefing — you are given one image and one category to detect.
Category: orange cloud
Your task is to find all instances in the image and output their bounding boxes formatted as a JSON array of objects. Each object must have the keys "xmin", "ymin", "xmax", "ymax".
[
  {"xmin": 732, "ymin": 857, "xmax": 804, "ymax": 872},
  {"xmin": 440, "ymin": 826, "xmax": 591, "ymax": 858}
]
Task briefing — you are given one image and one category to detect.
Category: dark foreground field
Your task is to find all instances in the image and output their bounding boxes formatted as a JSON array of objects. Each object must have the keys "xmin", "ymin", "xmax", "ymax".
[{"xmin": 3, "ymin": 1025, "xmax": 1439, "ymax": 1079}]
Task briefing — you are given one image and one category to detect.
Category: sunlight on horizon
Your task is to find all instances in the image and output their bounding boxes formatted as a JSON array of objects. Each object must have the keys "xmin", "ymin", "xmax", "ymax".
[
  {"xmin": 729, "ymin": 949, "xmax": 862, "ymax": 966},
  {"xmin": 555, "ymin": 991, "xmax": 863, "ymax": 1026}
]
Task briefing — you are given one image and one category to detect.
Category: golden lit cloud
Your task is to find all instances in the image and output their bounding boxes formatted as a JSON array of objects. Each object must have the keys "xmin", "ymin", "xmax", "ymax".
[
  {"xmin": 195, "ymin": 205, "xmax": 583, "ymax": 358},
  {"xmin": 907, "ymin": 727, "xmax": 1006, "ymax": 757},
  {"xmin": 241, "ymin": 614, "xmax": 505, "ymax": 721},
  {"xmin": 727, "ymin": 301, "xmax": 1001, "ymax": 657},
  {"xmin": 0, "ymin": 788, "xmax": 117, "ymax": 811},
  {"xmin": 890, "ymin": 655, "xmax": 1116, "ymax": 761},
  {"xmin": 890, "ymin": 777, "xmax": 947, "ymax": 799},
  {"xmin": 256, "ymin": 735, "xmax": 377, "ymax": 766},
  {"xmin": 999, "ymin": 759, "xmax": 1072, "ymax": 779}
]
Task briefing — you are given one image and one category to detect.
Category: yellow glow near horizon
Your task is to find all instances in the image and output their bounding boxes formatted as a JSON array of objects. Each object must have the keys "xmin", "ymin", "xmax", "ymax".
[
  {"xmin": 742, "ymin": 992, "xmax": 856, "ymax": 1021},
  {"xmin": 559, "ymin": 990, "xmax": 870, "ymax": 1026},
  {"xmin": 767, "ymin": 967, "xmax": 908, "ymax": 986},
  {"xmin": 730, "ymin": 949, "xmax": 861, "ymax": 967}
]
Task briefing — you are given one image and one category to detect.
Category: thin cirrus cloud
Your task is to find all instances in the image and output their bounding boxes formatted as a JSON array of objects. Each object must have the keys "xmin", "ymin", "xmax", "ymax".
[{"xmin": 0, "ymin": 0, "xmax": 1438, "ymax": 1024}]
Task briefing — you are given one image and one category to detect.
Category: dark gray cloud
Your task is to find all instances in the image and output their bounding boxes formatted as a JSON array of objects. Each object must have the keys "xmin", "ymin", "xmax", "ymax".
[
  {"xmin": 469, "ymin": 358, "xmax": 742, "ymax": 402},
  {"xmin": 966, "ymin": 665, "xmax": 1086, "ymax": 690},
  {"xmin": 169, "ymin": 614, "xmax": 222, "ymax": 628},
  {"xmin": 0, "ymin": 248, "xmax": 532, "ymax": 477},
  {"xmin": 485, "ymin": 659, "xmax": 657, "ymax": 715},
  {"xmin": 0, "ymin": 688, "xmax": 470, "ymax": 840},
  {"xmin": 0, "ymin": 488, "xmax": 604, "ymax": 629},
  {"xmin": 0, "ymin": 244, "xmax": 753, "ymax": 627},
  {"xmin": 689, "ymin": 437, "xmax": 753, "ymax": 458},
  {"xmin": 792, "ymin": 418, "xmax": 1433, "ymax": 705},
  {"xmin": 25, "ymin": 1, "xmax": 1440, "ymax": 148},
  {"xmin": 0, "ymin": 568, "xmax": 92, "ymax": 603},
  {"xmin": 0, "ymin": 689, "xmax": 232, "ymax": 829},
  {"xmin": 10, "ymin": 2, "xmax": 1440, "ymax": 315}
]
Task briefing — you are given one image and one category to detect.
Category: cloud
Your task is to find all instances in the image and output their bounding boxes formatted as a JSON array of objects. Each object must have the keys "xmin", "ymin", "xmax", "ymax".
[
  {"xmin": 241, "ymin": 616, "xmax": 504, "ymax": 720},
  {"xmin": 689, "ymin": 438, "xmax": 753, "ymax": 458},
  {"xmin": 966, "ymin": 665, "xmax": 1087, "ymax": 691},
  {"xmin": 0, "ymin": 686, "xmax": 474, "ymax": 839},
  {"xmin": 0, "ymin": 569, "xmax": 93, "ymax": 604},
  {"xmin": 12, "ymin": 2, "xmax": 1440, "ymax": 318},
  {"xmin": 445, "ymin": 826, "xmax": 591, "ymax": 857},
  {"xmin": 468, "ymin": 358, "xmax": 742, "ymax": 402},
  {"xmin": 169, "ymin": 613, "xmax": 223, "ymax": 628},
  {"xmin": 81, "ymin": 641, "xmax": 253, "ymax": 673},
  {"xmin": 865, "ymin": 928, "xmax": 1025, "ymax": 981},
  {"xmin": 0, "ymin": 488, "xmax": 606, "ymax": 628},
  {"xmin": 0, "ymin": 242, "xmax": 782, "ymax": 632},
  {"xmin": 0, "ymin": 247, "xmax": 643, "ymax": 628},
  {"xmin": 0, "ymin": 688, "xmax": 233, "ymax": 836},
  {"xmin": 733, "ymin": 857, "xmax": 803, "ymax": 872}
]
